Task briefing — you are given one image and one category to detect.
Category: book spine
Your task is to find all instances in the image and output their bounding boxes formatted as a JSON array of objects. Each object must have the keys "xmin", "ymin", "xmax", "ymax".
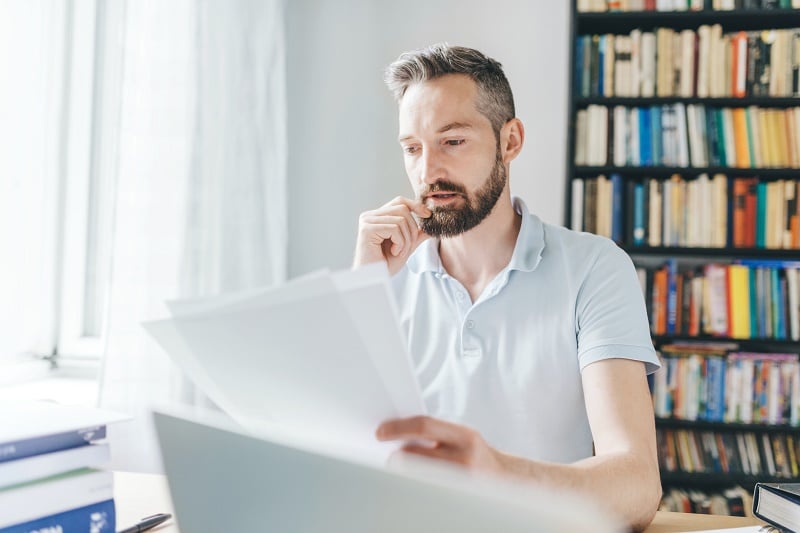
[
  {"xmin": 0, "ymin": 499, "xmax": 115, "ymax": 533},
  {"xmin": 0, "ymin": 427, "xmax": 106, "ymax": 464}
]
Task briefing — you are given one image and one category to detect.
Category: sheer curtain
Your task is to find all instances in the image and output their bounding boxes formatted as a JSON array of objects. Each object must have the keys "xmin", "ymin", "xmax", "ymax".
[{"xmin": 99, "ymin": 0, "xmax": 287, "ymax": 472}]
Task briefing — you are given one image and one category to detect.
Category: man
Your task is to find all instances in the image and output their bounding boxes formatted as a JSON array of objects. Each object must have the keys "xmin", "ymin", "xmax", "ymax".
[{"xmin": 353, "ymin": 43, "xmax": 661, "ymax": 531}]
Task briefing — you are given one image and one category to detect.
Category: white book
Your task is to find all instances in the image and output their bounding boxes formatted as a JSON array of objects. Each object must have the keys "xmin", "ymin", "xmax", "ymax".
[
  {"xmin": 662, "ymin": 179, "xmax": 673, "ymax": 246},
  {"xmin": 696, "ymin": 25, "xmax": 711, "ymax": 98},
  {"xmin": 679, "ymin": 30, "xmax": 696, "ymax": 97},
  {"xmin": 574, "ymin": 109, "xmax": 588, "ymax": 166},
  {"xmin": 640, "ymin": 32, "xmax": 657, "ymax": 97},
  {"xmin": 0, "ymin": 443, "xmax": 110, "ymax": 489},
  {"xmin": 603, "ymin": 34, "xmax": 616, "ymax": 97},
  {"xmin": 712, "ymin": 174, "xmax": 728, "ymax": 248},
  {"xmin": 613, "ymin": 106, "xmax": 628, "ymax": 167},
  {"xmin": 0, "ymin": 468, "xmax": 113, "ymax": 528},
  {"xmin": 748, "ymin": 106, "xmax": 762, "ymax": 168},
  {"xmin": 709, "ymin": 24, "xmax": 724, "ymax": 97},
  {"xmin": 648, "ymin": 179, "xmax": 662, "ymax": 247},
  {"xmin": 614, "ymin": 36, "xmax": 632, "ymax": 97},
  {"xmin": 696, "ymin": 173, "xmax": 711, "ymax": 246},
  {"xmin": 674, "ymin": 103, "xmax": 690, "ymax": 167},
  {"xmin": 630, "ymin": 29, "xmax": 642, "ymax": 97},
  {"xmin": 571, "ymin": 179, "xmax": 584, "ymax": 232},
  {"xmin": 656, "ymin": 0, "xmax": 674, "ymax": 10},
  {"xmin": 595, "ymin": 105, "xmax": 609, "ymax": 166}
]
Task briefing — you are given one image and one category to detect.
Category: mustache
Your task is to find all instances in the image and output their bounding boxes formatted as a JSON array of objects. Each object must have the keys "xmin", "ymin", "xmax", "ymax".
[{"xmin": 420, "ymin": 180, "xmax": 468, "ymax": 198}]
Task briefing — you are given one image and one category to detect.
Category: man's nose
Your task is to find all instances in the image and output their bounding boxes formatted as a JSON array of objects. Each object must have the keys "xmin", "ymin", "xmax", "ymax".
[{"xmin": 420, "ymin": 150, "xmax": 443, "ymax": 185}]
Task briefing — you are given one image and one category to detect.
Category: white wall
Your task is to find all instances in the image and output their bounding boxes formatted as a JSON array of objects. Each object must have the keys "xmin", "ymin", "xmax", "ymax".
[{"xmin": 286, "ymin": 1, "xmax": 571, "ymax": 276}]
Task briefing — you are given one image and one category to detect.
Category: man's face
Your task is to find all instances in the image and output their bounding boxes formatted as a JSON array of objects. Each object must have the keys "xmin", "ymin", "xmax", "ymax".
[{"xmin": 397, "ymin": 74, "xmax": 507, "ymax": 237}]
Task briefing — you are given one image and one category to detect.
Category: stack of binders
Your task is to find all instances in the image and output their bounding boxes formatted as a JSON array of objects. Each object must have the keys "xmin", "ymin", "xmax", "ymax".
[{"xmin": 0, "ymin": 401, "xmax": 129, "ymax": 533}]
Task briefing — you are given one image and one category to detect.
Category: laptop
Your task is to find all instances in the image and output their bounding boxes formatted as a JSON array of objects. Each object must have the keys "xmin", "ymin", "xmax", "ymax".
[{"xmin": 152, "ymin": 408, "xmax": 623, "ymax": 533}]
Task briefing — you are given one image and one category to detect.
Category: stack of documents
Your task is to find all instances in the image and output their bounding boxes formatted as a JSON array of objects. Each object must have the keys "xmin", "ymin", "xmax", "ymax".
[
  {"xmin": 144, "ymin": 263, "xmax": 426, "ymax": 463},
  {"xmin": 0, "ymin": 401, "xmax": 129, "ymax": 532}
]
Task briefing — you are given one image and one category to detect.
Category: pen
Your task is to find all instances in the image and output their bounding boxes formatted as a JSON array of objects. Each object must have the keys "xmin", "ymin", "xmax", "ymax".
[{"xmin": 117, "ymin": 513, "xmax": 172, "ymax": 533}]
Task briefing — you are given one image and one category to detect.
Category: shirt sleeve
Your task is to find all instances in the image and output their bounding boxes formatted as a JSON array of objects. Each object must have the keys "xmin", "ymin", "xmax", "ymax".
[{"xmin": 575, "ymin": 239, "xmax": 661, "ymax": 375}]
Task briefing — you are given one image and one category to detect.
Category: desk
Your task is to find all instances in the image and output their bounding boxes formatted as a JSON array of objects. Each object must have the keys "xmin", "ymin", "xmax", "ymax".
[{"xmin": 114, "ymin": 471, "xmax": 765, "ymax": 533}]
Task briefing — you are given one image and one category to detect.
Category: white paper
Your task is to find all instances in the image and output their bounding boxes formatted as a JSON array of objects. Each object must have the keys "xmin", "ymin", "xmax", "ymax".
[{"xmin": 144, "ymin": 265, "xmax": 425, "ymax": 462}]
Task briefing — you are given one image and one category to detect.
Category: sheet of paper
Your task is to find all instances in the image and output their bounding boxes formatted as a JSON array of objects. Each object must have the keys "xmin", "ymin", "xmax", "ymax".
[
  {"xmin": 164, "ymin": 269, "xmax": 331, "ymax": 316},
  {"xmin": 331, "ymin": 263, "xmax": 425, "ymax": 417},
  {"xmin": 144, "ymin": 266, "xmax": 424, "ymax": 462}
]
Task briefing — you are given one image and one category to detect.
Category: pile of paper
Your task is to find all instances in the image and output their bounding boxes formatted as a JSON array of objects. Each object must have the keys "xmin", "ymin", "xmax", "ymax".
[
  {"xmin": 0, "ymin": 401, "xmax": 129, "ymax": 532},
  {"xmin": 143, "ymin": 263, "xmax": 425, "ymax": 463}
]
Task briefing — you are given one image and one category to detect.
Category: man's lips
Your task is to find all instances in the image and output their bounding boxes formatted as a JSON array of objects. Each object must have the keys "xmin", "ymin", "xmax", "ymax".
[{"xmin": 425, "ymin": 191, "xmax": 463, "ymax": 200}]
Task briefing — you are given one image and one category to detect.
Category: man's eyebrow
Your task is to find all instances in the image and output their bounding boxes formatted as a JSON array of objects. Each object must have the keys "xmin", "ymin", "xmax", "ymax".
[{"xmin": 398, "ymin": 122, "xmax": 474, "ymax": 143}]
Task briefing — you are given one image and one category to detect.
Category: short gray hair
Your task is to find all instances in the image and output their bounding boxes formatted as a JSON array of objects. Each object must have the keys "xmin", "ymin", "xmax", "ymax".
[{"xmin": 384, "ymin": 43, "xmax": 516, "ymax": 138}]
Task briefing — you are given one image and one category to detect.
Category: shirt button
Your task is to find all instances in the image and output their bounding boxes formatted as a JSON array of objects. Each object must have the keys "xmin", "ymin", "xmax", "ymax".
[
  {"xmin": 466, "ymin": 320, "xmax": 475, "ymax": 329},
  {"xmin": 456, "ymin": 292, "xmax": 465, "ymax": 301}
]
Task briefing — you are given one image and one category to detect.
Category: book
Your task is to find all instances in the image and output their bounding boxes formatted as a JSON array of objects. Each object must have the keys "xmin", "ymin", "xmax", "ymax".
[
  {"xmin": 752, "ymin": 482, "xmax": 800, "ymax": 532},
  {"xmin": 0, "ymin": 402, "xmax": 128, "ymax": 463},
  {"xmin": 0, "ymin": 468, "xmax": 113, "ymax": 529},
  {"xmin": 0, "ymin": 498, "xmax": 115, "ymax": 533},
  {"xmin": 0, "ymin": 442, "xmax": 110, "ymax": 489}
]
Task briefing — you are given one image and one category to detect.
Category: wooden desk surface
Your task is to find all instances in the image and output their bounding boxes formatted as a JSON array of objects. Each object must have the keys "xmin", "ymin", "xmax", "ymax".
[{"xmin": 114, "ymin": 471, "xmax": 766, "ymax": 533}]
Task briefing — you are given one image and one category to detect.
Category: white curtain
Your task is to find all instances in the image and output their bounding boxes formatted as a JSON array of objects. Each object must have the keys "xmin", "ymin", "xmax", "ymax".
[{"xmin": 99, "ymin": 0, "xmax": 287, "ymax": 472}]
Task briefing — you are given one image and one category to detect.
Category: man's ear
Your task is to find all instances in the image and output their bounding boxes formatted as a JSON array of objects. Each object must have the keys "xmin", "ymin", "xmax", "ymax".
[{"xmin": 501, "ymin": 118, "xmax": 525, "ymax": 164}]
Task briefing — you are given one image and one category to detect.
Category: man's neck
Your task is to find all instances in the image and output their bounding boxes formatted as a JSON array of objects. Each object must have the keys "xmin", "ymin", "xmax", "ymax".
[{"xmin": 438, "ymin": 193, "xmax": 522, "ymax": 302}]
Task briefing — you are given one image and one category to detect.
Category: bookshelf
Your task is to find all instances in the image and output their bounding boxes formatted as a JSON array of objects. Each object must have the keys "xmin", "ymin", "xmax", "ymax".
[{"xmin": 566, "ymin": 0, "xmax": 800, "ymax": 515}]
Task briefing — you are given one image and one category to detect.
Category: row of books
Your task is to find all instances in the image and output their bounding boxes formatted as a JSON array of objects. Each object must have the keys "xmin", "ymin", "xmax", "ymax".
[
  {"xmin": 571, "ymin": 174, "xmax": 800, "ymax": 249},
  {"xmin": 652, "ymin": 344, "xmax": 800, "ymax": 423},
  {"xmin": 579, "ymin": 0, "xmax": 800, "ymax": 12},
  {"xmin": 0, "ymin": 402, "xmax": 126, "ymax": 532},
  {"xmin": 657, "ymin": 427, "xmax": 799, "ymax": 477},
  {"xmin": 574, "ymin": 104, "xmax": 800, "ymax": 169},
  {"xmin": 659, "ymin": 485, "xmax": 751, "ymax": 516},
  {"xmin": 575, "ymin": 27, "xmax": 800, "ymax": 98},
  {"xmin": 637, "ymin": 261, "xmax": 800, "ymax": 339}
]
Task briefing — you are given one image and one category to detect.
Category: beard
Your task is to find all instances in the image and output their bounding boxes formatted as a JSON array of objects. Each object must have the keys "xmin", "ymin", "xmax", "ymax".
[{"xmin": 419, "ymin": 149, "xmax": 507, "ymax": 238}]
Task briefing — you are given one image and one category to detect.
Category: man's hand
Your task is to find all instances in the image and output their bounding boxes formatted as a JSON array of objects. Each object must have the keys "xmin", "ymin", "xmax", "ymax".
[
  {"xmin": 376, "ymin": 415, "xmax": 505, "ymax": 473},
  {"xmin": 353, "ymin": 197, "xmax": 432, "ymax": 275}
]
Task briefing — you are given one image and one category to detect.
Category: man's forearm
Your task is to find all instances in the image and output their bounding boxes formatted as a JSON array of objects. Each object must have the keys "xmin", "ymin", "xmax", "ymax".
[{"xmin": 495, "ymin": 450, "xmax": 661, "ymax": 532}]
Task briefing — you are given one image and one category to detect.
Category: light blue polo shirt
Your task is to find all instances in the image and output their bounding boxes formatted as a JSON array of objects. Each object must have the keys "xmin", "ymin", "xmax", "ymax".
[{"xmin": 391, "ymin": 197, "xmax": 659, "ymax": 464}]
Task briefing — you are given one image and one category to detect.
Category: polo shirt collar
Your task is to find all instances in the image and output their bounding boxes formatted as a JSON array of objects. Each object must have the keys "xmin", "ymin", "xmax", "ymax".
[{"xmin": 407, "ymin": 196, "xmax": 545, "ymax": 275}]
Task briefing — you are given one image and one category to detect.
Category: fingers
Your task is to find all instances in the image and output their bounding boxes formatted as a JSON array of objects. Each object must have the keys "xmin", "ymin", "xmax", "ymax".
[
  {"xmin": 376, "ymin": 415, "xmax": 473, "ymax": 448},
  {"xmin": 356, "ymin": 197, "xmax": 431, "ymax": 261}
]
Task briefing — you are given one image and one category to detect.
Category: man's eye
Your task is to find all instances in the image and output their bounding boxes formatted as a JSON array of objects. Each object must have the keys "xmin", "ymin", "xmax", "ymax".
[
  {"xmin": 445, "ymin": 139, "xmax": 465, "ymax": 146},
  {"xmin": 403, "ymin": 146, "xmax": 419, "ymax": 154}
]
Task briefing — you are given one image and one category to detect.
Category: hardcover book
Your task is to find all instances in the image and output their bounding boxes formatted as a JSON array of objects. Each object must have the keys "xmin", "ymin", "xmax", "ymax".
[{"xmin": 753, "ymin": 482, "xmax": 800, "ymax": 532}]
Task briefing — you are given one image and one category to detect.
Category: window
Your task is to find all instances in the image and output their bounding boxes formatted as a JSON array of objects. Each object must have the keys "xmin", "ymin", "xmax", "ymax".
[{"xmin": 0, "ymin": 0, "xmax": 122, "ymax": 376}]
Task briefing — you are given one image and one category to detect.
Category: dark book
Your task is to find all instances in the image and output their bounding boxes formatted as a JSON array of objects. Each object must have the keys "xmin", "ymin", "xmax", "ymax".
[
  {"xmin": 753, "ymin": 483, "xmax": 800, "ymax": 532},
  {"xmin": 747, "ymin": 32, "xmax": 760, "ymax": 96},
  {"xmin": 590, "ymin": 35, "xmax": 600, "ymax": 98}
]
